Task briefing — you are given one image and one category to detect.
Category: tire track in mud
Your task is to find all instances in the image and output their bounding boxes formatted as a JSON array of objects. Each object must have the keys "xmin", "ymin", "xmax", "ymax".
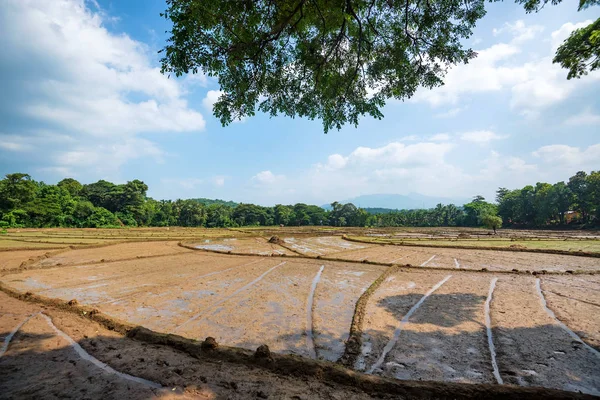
[
  {"xmin": 306, "ymin": 265, "xmax": 324, "ymax": 359},
  {"xmin": 536, "ymin": 279, "xmax": 600, "ymax": 358},
  {"xmin": 367, "ymin": 274, "xmax": 452, "ymax": 374},
  {"xmin": 485, "ymin": 278, "xmax": 502, "ymax": 384},
  {"xmin": 0, "ymin": 312, "xmax": 40, "ymax": 357},
  {"xmin": 39, "ymin": 313, "xmax": 162, "ymax": 389},
  {"xmin": 174, "ymin": 261, "xmax": 286, "ymax": 332}
]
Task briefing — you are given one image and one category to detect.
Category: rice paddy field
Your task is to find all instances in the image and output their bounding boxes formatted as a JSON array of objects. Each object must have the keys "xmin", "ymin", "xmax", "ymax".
[{"xmin": 1, "ymin": 227, "xmax": 599, "ymax": 398}]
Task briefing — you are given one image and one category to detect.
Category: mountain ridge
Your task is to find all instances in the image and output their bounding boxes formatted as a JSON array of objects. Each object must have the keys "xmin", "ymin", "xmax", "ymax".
[{"xmin": 322, "ymin": 193, "xmax": 471, "ymax": 211}]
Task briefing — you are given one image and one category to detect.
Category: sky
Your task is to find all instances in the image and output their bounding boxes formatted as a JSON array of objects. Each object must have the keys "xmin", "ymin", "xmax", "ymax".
[{"xmin": 0, "ymin": 0, "xmax": 598, "ymax": 207}]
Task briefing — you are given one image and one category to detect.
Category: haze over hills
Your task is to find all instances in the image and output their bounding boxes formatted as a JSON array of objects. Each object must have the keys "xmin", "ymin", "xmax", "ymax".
[{"xmin": 323, "ymin": 193, "xmax": 472, "ymax": 211}]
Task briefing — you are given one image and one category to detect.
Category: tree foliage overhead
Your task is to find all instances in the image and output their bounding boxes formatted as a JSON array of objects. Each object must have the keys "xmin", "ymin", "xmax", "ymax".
[
  {"xmin": 161, "ymin": 0, "xmax": 598, "ymax": 131},
  {"xmin": 160, "ymin": 0, "xmax": 486, "ymax": 132},
  {"xmin": 516, "ymin": 0, "xmax": 600, "ymax": 78}
]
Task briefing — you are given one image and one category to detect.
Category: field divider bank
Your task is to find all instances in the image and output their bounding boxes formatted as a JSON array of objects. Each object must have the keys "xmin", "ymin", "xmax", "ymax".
[
  {"xmin": 306, "ymin": 265, "xmax": 325, "ymax": 359},
  {"xmin": 1, "ymin": 240, "xmax": 195, "ymax": 276},
  {"xmin": 342, "ymin": 235, "xmax": 600, "ymax": 258},
  {"xmin": 485, "ymin": 278, "xmax": 503, "ymax": 384},
  {"xmin": 0, "ymin": 280, "xmax": 594, "ymax": 399},
  {"xmin": 339, "ymin": 265, "xmax": 402, "ymax": 367},
  {"xmin": 179, "ymin": 242, "xmax": 600, "ymax": 276}
]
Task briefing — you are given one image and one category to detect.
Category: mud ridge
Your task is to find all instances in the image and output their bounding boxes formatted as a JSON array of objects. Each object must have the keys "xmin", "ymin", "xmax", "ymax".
[
  {"xmin": 485, "ymin": 277, "xmax": 502, "ymax": 384},
  {"xmin": 0, "ymin": 280, "xmax": 596, "ymax": 399},
  {"xmin": 342, "ymin": 235, "xmax": 600, "ymax": 258},
  {"xmin": 180, "ymin": 242, "xmax": 598, "ymax": 276},
  {"xmin": 339, "ymin": 265, "xmax": 401, "ymax": 367},
  {"xmin": 306, "ymin": 265, "xmax": 325, "ymax": 359}
]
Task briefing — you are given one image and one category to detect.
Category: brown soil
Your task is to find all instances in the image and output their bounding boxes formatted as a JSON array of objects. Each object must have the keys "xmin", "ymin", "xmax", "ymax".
[
  {"xmin": 35, "ymin": 241, "xmax": 190, "ymax": 268},
  {"xmin": 188, "ymin": 237, "xmax": 295, "ymax": 256},
  {"xmin": 2, "ymin": 238, "xmax": 600, "ymax": 398},
  {"xmin": 355, "ymin": 269, "xmax": 450, "ymax": 371},
  {"xmin": 191, "ymin": 260, "xmax": 319, "ymax": 356},
  {"xmin": 540, "ymin": 276, "xmax": 600, "ymax": 348},
  {"xmin": 0, "ymin": 291, "xmax": 370, "ymax": 399},
  {"xmin": 491, "ymin": 276, "xmax": 600, "ymax": 395},
  {"xmin": 313, "ymin": 262, "xmax": 386, "ymax": 362},
  {"xmin": 335, "ymin": 245, "xmax": 600, "ymax": 273},
  {"xmin": 283, "ymin": 236, "xmax": 374, "ymax": 256},
  {"xmin": 0, "ymin": 249, "xmax": 54, "ymax": 271},
  {"xmin": 2, "ymin": 291, "xmax": 596, "ymax": 400},
  {"xmin": 378, "ymin": 274, "xmax": 494, "ymax": 384}
]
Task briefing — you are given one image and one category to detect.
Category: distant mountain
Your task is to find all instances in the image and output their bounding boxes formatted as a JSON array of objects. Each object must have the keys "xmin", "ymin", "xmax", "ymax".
[
  {"xmin": 323, "ymin": 193, "xmax": 470, "ymax": 211},
  {"xmin": 190, "ymin": 198, "xmax": 238, "ymax": 207}
]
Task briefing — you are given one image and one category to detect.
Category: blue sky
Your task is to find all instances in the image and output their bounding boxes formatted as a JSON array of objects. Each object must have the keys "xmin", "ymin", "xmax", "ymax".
[{"xmin": 0, "ymin": 0, "xmax": 598, "ymax": 206}]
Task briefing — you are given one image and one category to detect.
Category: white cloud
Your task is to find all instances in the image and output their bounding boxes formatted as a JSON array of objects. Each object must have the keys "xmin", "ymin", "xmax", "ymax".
[
  {"xmin": 240, "ymin": 141, "xmax": 600, "ymax": 206},
  {"xmin": 202, "ymin": 90, "xmax": 223, "ymax": 111},
  {"xmin": 0, "ymin": 0, "xmax": 205, "ymax": 174},
  {"xmin": 297, "ymin": 141, "xmax": 466, "ymax": 203},
  {"xmin": 533, "ymin": 144, "xmax": 600, "ymax": 170},
  {"xmin": 412, "ymin": 19, "xmax": 599, "ymax": 117},
  {"xmin": 327, "ymin": 154, "xmax": 347, "ymax": 170},
  {"xmin": 251, "ymin": 170, "xmax": 286, "ymax": 185},
  {"xmin": 52, "ymin": 137, "xmax": 164, "ymax": 176},
  {"xmin": 429, "ymin": 133, "xmax": 451, "ymax": 142},
  {"xmin": 213, "ymin": 176, "xmax": 226, "ymax": 187},
  {"xmin": 411, "ymin": 43, "xmax": 522, "ymax": 106},
  {"xmin": 460, "ymin": 131, "xmax": 508, "ymax": 144},
  {"xmin": 493, "ymin": 20, "xmax": 544, "ymax": 43},
  {"xmin": 0, "ymin": 140, "xmax": 31, "ymax": 152},
  {"xmin": 564, "ymin": 108, "xmax": 600, "ymax": 126},
  {"xmin": 434, "ymin": 108, "xmax": 464, "ymax": 118}
]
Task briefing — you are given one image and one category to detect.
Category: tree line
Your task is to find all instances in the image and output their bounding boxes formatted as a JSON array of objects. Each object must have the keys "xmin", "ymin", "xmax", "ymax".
[{"xmin": 0, "ymin": 171, "xmax": 598, "ymax": 229}]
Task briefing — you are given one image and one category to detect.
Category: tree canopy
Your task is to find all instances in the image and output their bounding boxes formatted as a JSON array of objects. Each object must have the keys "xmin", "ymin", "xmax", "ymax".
[
  {"xmin": 160, "ymin": 0, "xmax": 599, "ymax": 131},
  {"xmin": 0, "ymin": 170, "xmax": 598, "ymax": 229}
]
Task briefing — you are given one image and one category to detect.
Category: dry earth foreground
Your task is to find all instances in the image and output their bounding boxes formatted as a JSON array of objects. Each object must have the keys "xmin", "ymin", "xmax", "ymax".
[{"xmin": 1, "ymin": 228, "xmax": 599, "ymax": 399}]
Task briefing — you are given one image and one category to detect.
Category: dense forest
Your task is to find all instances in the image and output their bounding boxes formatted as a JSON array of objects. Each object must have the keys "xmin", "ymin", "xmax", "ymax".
[{"xmin": 0, "ymin": 171, "xmax": 598, "ymax": 229}]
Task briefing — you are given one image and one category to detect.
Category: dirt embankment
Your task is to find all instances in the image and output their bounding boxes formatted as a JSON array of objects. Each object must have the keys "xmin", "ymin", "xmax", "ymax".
[{"xmin": 1, "ymin": 282, "xmax": 597, "ymax": 399}]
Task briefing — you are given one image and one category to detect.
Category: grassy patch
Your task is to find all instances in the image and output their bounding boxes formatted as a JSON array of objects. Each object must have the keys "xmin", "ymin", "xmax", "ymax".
[{"xmin": 349, "ymin": 236, "xmax": 600, "ymax": 253}]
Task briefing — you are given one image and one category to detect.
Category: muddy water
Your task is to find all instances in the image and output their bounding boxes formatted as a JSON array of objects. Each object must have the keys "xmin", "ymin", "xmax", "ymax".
[
  {"xmin": 191, "ymin": 261, "xmax": 320, "ymax": 356},
  {"xmin": 38, "ymin": 240, "xmax": 188, "ymax": 267},
  {"xmin": 491, "ymin": 276, "xmax": 600, "ymax": 395},
  {"xmin": 335, "ymin": 246, "xmax": 438, "ymax": 266}
]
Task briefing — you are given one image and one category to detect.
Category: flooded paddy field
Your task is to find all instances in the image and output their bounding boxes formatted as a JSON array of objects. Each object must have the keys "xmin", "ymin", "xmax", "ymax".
[
  {"xmin": 1, "ymin": 228, "xmax": 599, "ymax": 397},
  {"xmin": 188, "ymin": 236, "xmax": 296, "ymax": 256},
  {"xmin": 333, "ymin": 243, "xmax": 600, "ymax": 273}
]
